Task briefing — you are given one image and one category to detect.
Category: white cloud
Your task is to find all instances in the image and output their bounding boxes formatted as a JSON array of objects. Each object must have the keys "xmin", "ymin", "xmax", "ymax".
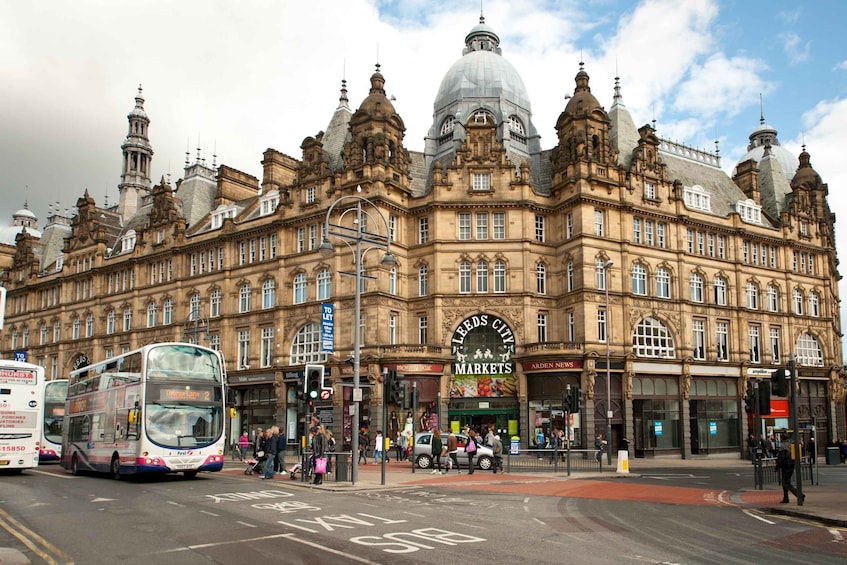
[
  {"xmin": 780, "ymin": 32, "xmax": 811, "ymax": 66},
  {"xmin": 835, "ymin": 60, "xmax": 847, "ymax": 71},
  {"xmin": 673, "ymin": 53, "xmax": 771, "ymax": 119}
]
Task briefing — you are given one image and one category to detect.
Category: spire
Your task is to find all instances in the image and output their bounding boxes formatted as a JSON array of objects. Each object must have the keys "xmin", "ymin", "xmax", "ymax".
[
  {"xmin": 612, "ymin": 74, "xmax": 624, "ymax": 106},
  {"xmin": 339, "ymin": 78, "xmax": 349, "ymax": 109},
  {"xmin": 118, "ymin": 84, "xmax": 154, "ymax": 222}
]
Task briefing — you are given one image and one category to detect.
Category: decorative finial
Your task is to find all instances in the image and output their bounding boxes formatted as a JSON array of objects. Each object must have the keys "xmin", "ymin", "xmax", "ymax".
[{"xmin": 759, "ymin": 93, "xmax": 765, "ymax": 125}]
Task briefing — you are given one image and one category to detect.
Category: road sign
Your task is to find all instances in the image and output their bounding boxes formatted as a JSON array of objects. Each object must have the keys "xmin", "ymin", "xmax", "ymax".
[{"xmin": 319, "ymin": 389, "xmax": 331, "ymax": 400}]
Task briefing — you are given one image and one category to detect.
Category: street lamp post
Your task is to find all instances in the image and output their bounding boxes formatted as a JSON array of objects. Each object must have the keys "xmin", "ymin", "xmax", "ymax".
[
  {"xmin": 320, "ymin": 189, "xmax": 395, "ymax": 485},
  {"xmin": 603, "ymin": 260, "xmax": 614, "ymax": 465}
]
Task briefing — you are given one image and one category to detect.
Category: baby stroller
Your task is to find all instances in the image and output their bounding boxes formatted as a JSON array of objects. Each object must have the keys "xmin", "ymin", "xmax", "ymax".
[
  {"xmin": 288, "ymin": 456, "xmax": 313, "ymax": 481},
  {"xmin": 244, "ymin": 451, "xmax": 266, "ymax": 475}
]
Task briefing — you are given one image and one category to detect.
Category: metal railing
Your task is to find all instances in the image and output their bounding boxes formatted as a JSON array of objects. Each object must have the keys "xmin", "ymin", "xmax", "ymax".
[{"xmin": 505, "ymin": 448, "xmax": 606, "ymax": 474}]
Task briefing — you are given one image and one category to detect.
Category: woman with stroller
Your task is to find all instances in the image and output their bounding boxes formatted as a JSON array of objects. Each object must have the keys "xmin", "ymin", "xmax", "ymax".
[{"xmin": 312, "ymin": 425, "xmax": 328, "ymax": 485}]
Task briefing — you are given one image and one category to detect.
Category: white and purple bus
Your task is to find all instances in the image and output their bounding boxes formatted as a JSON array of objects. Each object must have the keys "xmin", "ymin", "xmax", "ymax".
[
  {"xmin": 61, "ymin": 343, "xmax": 226, "ymax": 479},
  {"xmin": 0, "ymin": 360, "xmax": 46, "ymax": 472}
]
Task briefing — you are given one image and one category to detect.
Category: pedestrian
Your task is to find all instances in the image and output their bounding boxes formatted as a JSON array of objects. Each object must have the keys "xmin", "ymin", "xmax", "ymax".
[
  {"xmin": 776, "ymin": 434, "xmax": 804, "ymax": 504},
  {"xmin": 325, "ymin": 429, "xmax": 336, "ymax": 476},
  {"xmin": 312, "ymin": 425, "xmax": 327, "ymax": 485},
  {"xmin": 399, "ymin": 430, "xmax": 410, "ymax": 461},
  {"xmin": 261, "ymin": 427, "xmax": 279, "ymax": 480},
  {"xmin": 431, "ymin": 428, "xmax": 444, "ymax": 474},
  {"xmin": 492, "ymin": 435, "xmax": 503, "ymax": 474},
  {"xmin": 484, "ymin": 426, "xmax": 495, "ymax": 448},
  {"xmin": 253, "ymin": 427, "xmax": 264, "ymax": 458},
  {"xmin": 394, "ymin": 430, "xmax": 403, "ymax": 462},
  {"xmin": 594, "ymin": 434, "xmax": 606, "ymax": 462},
  {"xmin": 447, "ymin": 429, "xmax": 460, "ymax": 474},
  {"xmin": 358, "ymin": 429, "xmax": 369, "ymax": 464},
  {"xmin": 274, "ymin": 429, "xmax": 287, "ymax": 474},
  {"xmin": 238, "ymin": 431, "xmax": 249, "ymax": 461},
  {"xmin": 465, "ymin": 429, "xmax": 478, "ymax": 474},
  {"xmin": 374, "ymin": 430, "xmax": 384, "ymax": 464}
]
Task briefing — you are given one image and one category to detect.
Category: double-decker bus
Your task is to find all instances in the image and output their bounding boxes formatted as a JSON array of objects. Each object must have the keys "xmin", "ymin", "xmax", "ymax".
[
  {"xmin": 0, "ymin": 360, "xmax": 45, "ymax": 472},
  {"xmin": 39, "ymin": 379, "xmax": 68, "ymax": 463},
  {"xmin": 61, "ymin": 343, "xmax": 226, "ymax": 479}
]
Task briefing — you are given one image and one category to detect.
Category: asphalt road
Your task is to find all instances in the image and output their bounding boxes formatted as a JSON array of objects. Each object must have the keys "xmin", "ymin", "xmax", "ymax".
[{"xmin": 0, "ymin": 465, "xmax": 843, "ymax": 564}]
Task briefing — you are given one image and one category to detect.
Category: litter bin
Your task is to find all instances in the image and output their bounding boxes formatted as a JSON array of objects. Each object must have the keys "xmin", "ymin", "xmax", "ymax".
[
  {"xmin": 826, "ymin": 446, "xmax": 841, "ymax": 465},
  {"xmin": 510, "ymin": 436, "xmax": 520, "ymax": 456},
  {"xmin": 334, "ymin": 453, "xmax": 349, "ymax": 481}
]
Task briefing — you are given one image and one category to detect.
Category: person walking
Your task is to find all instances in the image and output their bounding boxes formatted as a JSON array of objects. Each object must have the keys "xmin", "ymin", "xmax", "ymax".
[
  {"xmin": 238, "ymin": 431, "xmax": 249, "ymax": 461},
  {"xmin": 465, "ymin": 429, "xmax": 478, "ymax": 474},
  {"xmin": 431, "ymin": 428, "xmax": 444, "ymax": 474},
  {"xmin": 484, "ymin": 426, "xmax": 495, "ymax": 448},
  {"xmin": 253, "ymin": 427, "xmax": 264, "ymax": 458},
  {"xmin": 447, "ymin": 429, "xmax": 460, "ymax": 474},
  {"xmin": 325, "ymin": 429, "xmax": 336, "ymax": 476},
  {"xmin": 549, "ymin": 428, "xmax": 560, "ymax": 464},
  {"xmin": 776, "ymin": 433, "xmax": 804, "ymax": 504},
  {"xmin": 312, "ymin": 425, "xmax": 327, "ymax": 485},
  {"xmin": 261, "ymin": 427, "xmax": 279, "ymax": 480},
  {"xmin": 394, "ymin": 430, "xmax": 404, "ymax": 462},
  {"xmin": 594, "ymin": 434, "xmax": 606, "ymax": 462},
  {"xmin": 374, "ymin": 430, "xmax": 384, "ymax": 464},
  {"xmin": 358, "ymin": 429, "xmax": 369, "ymax": 465},
  {"xmin": 492, "ymin": 435, "xmax": 504, "ymax": 474}
]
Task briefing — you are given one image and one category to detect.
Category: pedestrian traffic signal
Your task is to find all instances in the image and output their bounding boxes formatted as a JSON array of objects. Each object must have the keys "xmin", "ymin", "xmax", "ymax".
[
  {"xmin": 386, "ymin": 368, "xmax": 402, "ymax": 403},
  {"xmin": 305, "ymin": 364, "xmax": 324, "ymax": 400},
  {"xmin": 757, "ymin": 381, "xmax": 771, "ymax": 415},
  {"xmin": 744, "ymin": 381, "xmax": 755, "ymax": 414},
  {"xmin": 563, "ymin": 386, "xmax": 580, "ymax": 413},
  {"xmin": 771, "ymin": 368, "xmax": 789, "ymax": 397}
]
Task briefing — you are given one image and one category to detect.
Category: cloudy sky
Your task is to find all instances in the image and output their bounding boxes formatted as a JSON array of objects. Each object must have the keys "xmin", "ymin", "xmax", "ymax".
[{"xmin": 3, "ymin": 1, "xmax": 847, "ymax": 344}]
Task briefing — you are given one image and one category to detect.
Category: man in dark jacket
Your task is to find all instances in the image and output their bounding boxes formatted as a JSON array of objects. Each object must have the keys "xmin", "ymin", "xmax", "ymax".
[
  {"xmin": 261, "ymin": 427, "xmax": 279, "ymax": 480},
  {"xmin": 776, "ymin": 434, "xmax": 804, "ymax": 504},
  {"xmin": 312, "ymin": 426, "xmax": 328, "ymax": 485}
]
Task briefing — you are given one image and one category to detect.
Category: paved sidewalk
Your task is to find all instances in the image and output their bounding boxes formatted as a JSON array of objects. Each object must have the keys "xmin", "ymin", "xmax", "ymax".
[{"xmin": 224, "ymin": 455, "xmax": 847, "ymax": 528}]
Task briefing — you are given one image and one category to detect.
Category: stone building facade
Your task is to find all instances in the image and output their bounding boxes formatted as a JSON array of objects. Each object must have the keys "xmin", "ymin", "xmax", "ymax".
[{"xmin": 1, "ymin": 17, "xmax": 844, "ymax": 458}]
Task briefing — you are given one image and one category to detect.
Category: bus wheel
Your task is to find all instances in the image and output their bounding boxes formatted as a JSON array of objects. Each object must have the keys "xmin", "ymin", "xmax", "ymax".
[
  {"xmin": 71, "ymin": 454, "xmax": 80, "ymax": 476},
  {"xmin": 183, "ymin": 471, "xmax": 198, "ymax": 479},
  {"xmin": 110, "ymin": 455, "xmax": 121, "ymax": 480}
]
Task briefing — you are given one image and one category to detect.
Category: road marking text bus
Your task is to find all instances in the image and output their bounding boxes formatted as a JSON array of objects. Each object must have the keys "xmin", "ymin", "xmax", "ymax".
[
  {"xmin": 61, "ymin": 343, "xmax": 226, "ymax": 479},
  {"xmin": 40, "ymin": 379, "xmax": 68, "ymax": 463},
  {"xmin": 0, "ymin": 361, "xmax": 45, "ymax": 472}
]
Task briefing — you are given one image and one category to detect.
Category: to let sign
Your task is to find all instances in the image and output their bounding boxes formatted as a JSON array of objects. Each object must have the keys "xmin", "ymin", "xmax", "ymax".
[{"xmin": 321, "ymin": 303, "xmax": 334, "ymax": 353}]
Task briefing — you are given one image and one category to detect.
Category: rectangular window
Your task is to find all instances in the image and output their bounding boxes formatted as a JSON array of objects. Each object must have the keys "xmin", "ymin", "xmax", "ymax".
[
  {"xmin": 687, "ymin": 229, "xmax": 694, "ymax": 253},
  {"xmin": 459, "ymin": 263, "xmax": 471, "ymax": 293},
  {"xmin": 748, "ymin": 324, "xmax": 761, "ymax": 364},
  {"xmin": 535, "ymin": 215, "xmax": 545, "ymax": 242},
  {"xmin": 458, "ymin": 213, "xmax": 471, "ymax": 240},
  {"xmin": 769, "ymin": 326, "xmax": 781, "ymax": 365},
  {"xmin": 418, "ymin": 315, "xmax": 428, "ymax": 344},
  {"xmin": 567, "ymin": 311, "xmax": 575, "ymax": 342},
  {"xmin": 597, "ymin": 308, "xmax": 607, "ymax": 343},
  {"xmin": 716, "ymin": 321, "xmax": 729, "ymax": 361},
  {"xmin": 493, "ymin": 212, "xmax": 506, "ymax": 240},
  {"xmin": 238, "ymin": 330, "xmax": 251, "ymax": 369},
  {"xmin": 594, "ymin": 209, "xmax": 604, "ymax": 237},
  {"xmin": 389, "ymin": 215, "xmax": 397, "ymax": 242},
  {"xmin": 697, "ymin": 231, "xmax": 705, "ymax": 255},
  {"xmin": 309, "ymin": 225, "xmax": 317, "ymax": 251},
  {"xmin": 418, "ymin": 217, "xmax": 429, "ymax": 244},
  {"xmin": 297, "ymin": 227, "xmax": 306, "ymax": 253},
  {"xmin": 633, "ymin": 218, "xmax": 642, "ymax": 244},
  {"xmin": 261, "ymin": 327, "xmax": 273, "ymax": 368},
  {"xmin": 645, "ymin": 182, "xmax": 656, "ymax": 199},
  {"xmin": 645, "ymin": 220, "xmax": 654, "ymax": 246},
  {"xmin": 565, "ymin": 212, "xmax": 573, "ymax": 239},
  {"xmin": 472, "ymin": 172, "xmax": 491, "ymax": 191},
  {"xmin": 692, "ymin": 319, "xmax": 706, "ymax": 360},
  {"xmin": 537, "ymin": 312, "xmax": 548, "ymax": 343},
  {"xmin": 717, "ymin": 236, "xmax": 726, "ymax": 259},
  {"xmin": 306, "ymin": 186, "xmax": 316, "ymax": 204},
  {"xmin": 707, "ymin": 233, "xmax": 715, "ymax": 257},
  {"xmin": 476, "ymin": 213, "xmax": 489, "ymax": 240},
  {"xmin": 389, "ymin": 313, "xmax": 397, "ymax": 345},
  {"xmin": 657, "ymin": 223, "xmax": 666, "ymax": 248}
]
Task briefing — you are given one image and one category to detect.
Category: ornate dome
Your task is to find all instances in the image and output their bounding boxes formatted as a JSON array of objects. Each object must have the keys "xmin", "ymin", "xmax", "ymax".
[
  {"xmin": 734, "ymin": 119, "xmax": 798, "ymax": 180},
  {"xmin": 433, "ymin": 19, "xmax": 531, "ymax": 114}
]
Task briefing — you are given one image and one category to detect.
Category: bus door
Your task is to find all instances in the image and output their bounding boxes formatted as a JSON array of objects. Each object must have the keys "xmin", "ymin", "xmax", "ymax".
[{"xmin": 103, "ymin": 389, "xmax": 117, "ymax": 444}]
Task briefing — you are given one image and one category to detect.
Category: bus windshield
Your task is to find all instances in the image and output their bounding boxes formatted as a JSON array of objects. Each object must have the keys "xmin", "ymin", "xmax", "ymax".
[
  {"xmin": 146, "ymin": 344, "xmax": 222, "ymax": 382},
  {"xmin": 43, "ymin": 381, "xmax": 68, "ymax": 445},
  {"xmin": 145, "ymin": 383, "xmax": 223, "ymax": 448}
]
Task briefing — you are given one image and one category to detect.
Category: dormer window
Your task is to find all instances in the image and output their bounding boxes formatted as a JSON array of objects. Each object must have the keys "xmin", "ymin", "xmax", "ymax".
[
  {"xmin": 472, "ymin": 109, "xmax": 494, "ymax": 124},
  {"xmin": 120, "ymin": 229, "xmax": 137, "ymax": 253},
  {"xmin": 211, "ymin": 205, "xmax": 236, "ymax": 229},
  {"xmin": 306, "ymin": 186, "xmax": 316, "ymax": 204},
  {"xmin": 508, "ymin": 115, "xmax": 526, "ymax": 144},
  {"xmin": 736, "ymin": 199, "xmax": 762, "ymax": 224},
  {"xmin": 260, "ymin": 191, "xmax": 279, "ymax": 216},
  {"xmin": 472, "ymin": 173, "xmax": 491, "ymax": 191},
  {"xmin": 683, "ymin": 185, "xmax": 711, "ymax": 212}
]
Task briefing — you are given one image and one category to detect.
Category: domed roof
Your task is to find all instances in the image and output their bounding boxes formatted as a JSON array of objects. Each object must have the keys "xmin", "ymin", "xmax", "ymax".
[
  {"xmin": 562, "ymin": 64, "xmax": 602, "ymax": 118},
  {"xmin": 357, "ymin": 66, "xmax": 398, "ymax": 117},
  {"xmin": 734, "ymin": 118, "xmax": 798, "ymax": 180},
  {"xmin": 14, "ymin": 208, "xmax": 36, "ymax": 220},
  {"xmin": 0, "ymin": 225, "xmax": 41, "ymax": 246},
  {"xmin": 433, "ymin": 16, "xmax": 531, "ymax": 113}
]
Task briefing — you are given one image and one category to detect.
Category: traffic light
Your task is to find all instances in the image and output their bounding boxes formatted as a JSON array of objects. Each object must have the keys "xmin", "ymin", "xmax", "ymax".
[
  {"xmin": 744, "ymin": 381, "xmax": 755, "ymax": 414},
  {"xmin": 757, "ymin": 381, "xmax": 771, "ymax": 415},
  {"xmin": 563, "ymin": 386, "xmax": 580, "ymax": 413},
  {"xmin": 305, "ymin": 364, "xmax": 324, "ymax": 401},
  {"xmin": 386, "ymin": 368, "xmax": 402, "ymax": 403},
  {"xmin": 399, "ymin": 380, "xmax": 410, "ymax": 409},
  {"xmin": 229, "ymin": 408, "xmax": 237, "ymax": 419},
  {"xmin": 771, "ymin": 368, "xmax": 789, "ymax": 397}
]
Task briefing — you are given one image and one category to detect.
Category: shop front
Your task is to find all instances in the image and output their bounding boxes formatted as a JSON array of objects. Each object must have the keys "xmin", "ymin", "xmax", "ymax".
[
  {"xmin": 524, "ymin": 360, "xmax": 583, "ymax": 448},
  {"xmin": 229, "ymin": 371, "xmax": 278, "ymax": 446},
  {"xmin": 447, "ymin": 314, "xmax": 519, "ymax": 436}
]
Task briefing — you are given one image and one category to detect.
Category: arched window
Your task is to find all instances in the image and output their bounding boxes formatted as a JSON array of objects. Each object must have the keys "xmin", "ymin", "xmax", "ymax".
[
  {"xmin": 476, "ymin": 260, "xmax": 489, "ymax": 293},
  {"xmin": 596, "ymin": 259, "xmax": 609, "ymax": 290},
  {"xmin": 714, "ymin": 276, "xmax": 728, "ymax": 306},
  {"xmin": 793, "ymin": 289, "xmax": 804, "ymax": 315},
  {"xmin": 656, "ymin": 267, "xmax": 671, "ymax": 298},
  {"xmin": 163, "ymin": 298, "xmax": 173, "ymax": 325},
  {"xmin": 239, "ymin": 284, "xmax": 252, "ymax": 312},
  {"xmin": 147, "ymin": 302, "xmax": 157, "ymax": 328},
  {"xmin": 633, "ymin": 317, "xmax": 675, "ymax": 358},
  {"xmin": 290, "ymin": 322, "xmax": 330, "ymax": 365},
  {"xmin": 293, "ymin": 274, "xmax": 307, "ymax": 304},
  {"xmin": 746, "ymin": 282, "xmax": 759, "ymax": 310},
  {"xmin": 317, "ymin": 268, "xmax": 332, "ymax": 300},
  {"xmin": 536, "ymin": 263, "xmax": 547, "ymax": 294},
  {"xmin": 440, "ymin": 116, "xmax": 456, "ymax": 136},
  {"xmin": 690, "ymin": 273, "xmax": 704, "ymax": 303},
  {"xmin": 189, "ymin": 292, "xmax": 201, "ymax": 320},
  {"xmin": 809, "ymin": 291, "xmax": 820, "ymax": 317},
  {"xmin": 494, "ymin": 260, "xmax": 506, "ymax": 293},
  {"xmin": 262, "ymin": 279, "xmax": 276, "ymax": 309},
  {"xmin": 795, "ymin": 333, "xmax": 823, "ymax": 367},
  {"xmin": 508, "ymin": 115, "xmax": 525, "ymax": 135},
  {"xmin": 767, "ymin": 284, "xmax": 779, "ymax": 312},
  {"xmin": 210, "ymin": 289, "xmax": 222, "ymax": 317},
  {"xmin": 631, "ymin": 264, "xmax": 647, "ymax": 295},
  {"xmin": 459, "ymin": 261, "xmax": 471, "ymax": 293}
]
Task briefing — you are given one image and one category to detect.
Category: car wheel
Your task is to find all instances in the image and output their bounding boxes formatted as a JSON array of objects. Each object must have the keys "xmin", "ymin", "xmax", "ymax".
[
  {"xmin": 71, "ymin": 453, "xmax": 80, "ymax": 476},
  {"xmin": 110, "ymin": 455, "xmax": 121, "ymax": 480},
  {"xmin": 416, "ymin": 454, "xmax": 432, "ymax": 469},
  {"xmin": 477, "ymin": 456, "xmax": 493, "ymax": 470}
]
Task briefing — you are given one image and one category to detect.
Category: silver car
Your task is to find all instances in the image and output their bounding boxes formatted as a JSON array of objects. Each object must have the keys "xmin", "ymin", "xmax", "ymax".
[{"xmin": 413, "ymin": 432, "xmax": 494, "ymax": 470}]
